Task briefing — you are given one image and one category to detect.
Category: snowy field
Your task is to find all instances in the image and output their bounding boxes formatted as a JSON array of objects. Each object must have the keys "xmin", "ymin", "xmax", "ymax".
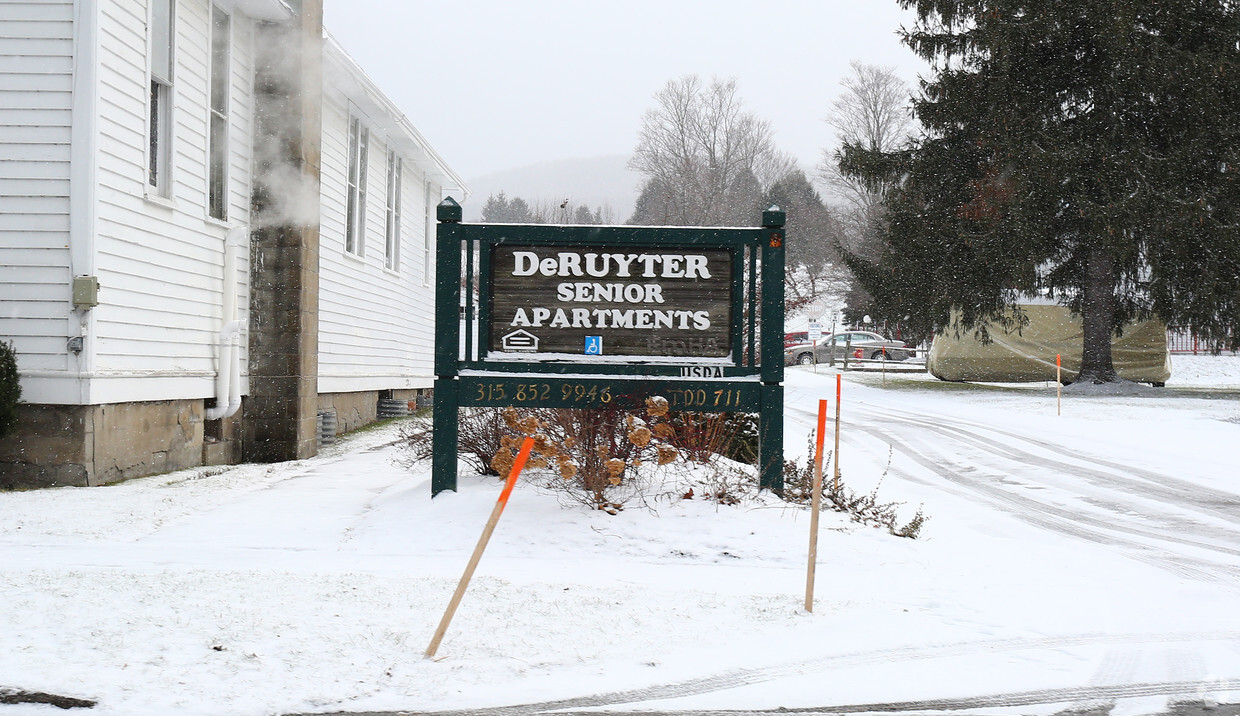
[{"xmin": 2, "ymin": 354, "xmax": 1240, "ymax": 716}]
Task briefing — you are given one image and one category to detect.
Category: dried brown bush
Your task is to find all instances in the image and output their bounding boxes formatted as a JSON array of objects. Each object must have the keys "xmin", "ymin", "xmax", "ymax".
[{"xmin": 485, "ymin": 400, "xmax": 681, "ymax": 513}]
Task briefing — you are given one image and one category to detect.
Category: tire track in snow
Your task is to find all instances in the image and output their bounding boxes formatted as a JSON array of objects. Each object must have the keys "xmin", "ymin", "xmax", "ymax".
[
  {"xmin": 785, "ymin": 401, "xmax": 1240, "ymax": 583},
  {"xmin": 876, "ymin": 412, "xmax": 1240, "ymax": 558},
  {"xmin": 302, "ymin": 633, "xmax": 1240, "ymax": 716},
  {"xmin": 857, "ymin": 423, "xmax": 1236, "ymax": 584},
  {"xmin": 535, "ymin": 678, "xmax": 1240, "ymax": 714},
  {"xmin": 880, "ymin": 407, "xmax": 1240, "ymax": 527}
]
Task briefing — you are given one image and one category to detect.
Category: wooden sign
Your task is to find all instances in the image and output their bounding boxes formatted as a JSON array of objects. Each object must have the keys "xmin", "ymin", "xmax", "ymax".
[
  {"xmin": 432, "ymin": 199, "xmax": 787, "ymax": 496},
  {"xmin": 489, "ymin": 246, "xmax": 732, "ymax": 357}
]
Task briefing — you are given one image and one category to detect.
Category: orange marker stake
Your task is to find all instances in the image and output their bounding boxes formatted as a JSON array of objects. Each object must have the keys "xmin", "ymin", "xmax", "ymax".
[
  {"xmin": 833, "ymin": 374, "xmax": 842, "ymax": 493},
  {"xmin": 425, "ymin": 436, "xmax": 534, "ymax": 659},
  {"xmin": 1056, "ymin": 354, "xmax": 1062, "ymax": 416},
  {"xmin": 805, "ymin": 399, "xmax": 828, "ymax": 612}
]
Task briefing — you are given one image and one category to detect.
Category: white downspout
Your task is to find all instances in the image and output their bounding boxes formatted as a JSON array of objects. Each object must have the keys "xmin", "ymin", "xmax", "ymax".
[{"xmin": 206, "ymin": 226, "xmax": 246, "ymax": 420}]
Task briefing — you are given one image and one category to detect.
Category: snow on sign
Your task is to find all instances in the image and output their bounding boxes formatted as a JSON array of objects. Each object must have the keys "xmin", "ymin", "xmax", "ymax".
[{"xmin": 490, "ymin": 246, "xmax": 733, "ymax": 357}]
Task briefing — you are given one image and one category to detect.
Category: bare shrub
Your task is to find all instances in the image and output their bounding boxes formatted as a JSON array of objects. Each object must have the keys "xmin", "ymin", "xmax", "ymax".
[
  {"xmin": 665, "ymin": 411, "xmax": 758, "ymax": 464},
  {"xmin": 781, "ymin": 434, "xmax": 928, "ymax": 539},
  {"xmin": 397, "ymin": 407, "xmax": 508, "ymax": 476},
  {"xmin": 398, "ymin": 398, "xmax": 777, "ymax": 515}
]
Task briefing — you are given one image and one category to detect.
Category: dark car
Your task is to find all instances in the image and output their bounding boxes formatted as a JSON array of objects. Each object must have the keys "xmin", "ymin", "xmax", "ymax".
[{"xmin": 784, "ymin": 330, "xmax": 915, "ymax": 366}]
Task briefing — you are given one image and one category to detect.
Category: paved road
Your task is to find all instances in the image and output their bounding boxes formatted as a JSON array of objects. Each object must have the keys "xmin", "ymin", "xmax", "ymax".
[{"xmin": 289, "ymin": 689, "xmax": 1240, "ymax": 716}]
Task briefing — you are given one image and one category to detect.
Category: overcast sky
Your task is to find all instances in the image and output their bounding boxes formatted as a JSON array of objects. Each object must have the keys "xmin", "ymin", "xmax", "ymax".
[{"xmin": 321, "ymin": 1, "xmax": 930, "ymax": 182}]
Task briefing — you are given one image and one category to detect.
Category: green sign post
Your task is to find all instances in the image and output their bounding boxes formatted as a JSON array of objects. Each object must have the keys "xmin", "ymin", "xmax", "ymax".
[{"xmin": 432, "ymin": 198, "xmax": 785, "ymax": 494}]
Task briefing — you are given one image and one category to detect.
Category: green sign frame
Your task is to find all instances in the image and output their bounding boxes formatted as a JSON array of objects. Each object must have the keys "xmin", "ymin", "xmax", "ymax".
[{"xmin": 432, "ymin": 198, "xmax": 785, "ymax": 495}]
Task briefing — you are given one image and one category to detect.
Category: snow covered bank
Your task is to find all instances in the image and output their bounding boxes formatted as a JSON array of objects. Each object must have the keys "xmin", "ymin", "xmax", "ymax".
[{"xmin": 2, "ymin": 357, "xmax": 1239, "ymax": 716}]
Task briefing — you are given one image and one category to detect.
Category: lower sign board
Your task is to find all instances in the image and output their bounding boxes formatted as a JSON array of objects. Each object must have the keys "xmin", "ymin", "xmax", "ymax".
[
  {"xmin": 490, "ymin": 245, "xmax": 732, "ymax": 357},
  {"xmin": 459, "ymin": 375, "xmax": 760, "ymax": 412}
]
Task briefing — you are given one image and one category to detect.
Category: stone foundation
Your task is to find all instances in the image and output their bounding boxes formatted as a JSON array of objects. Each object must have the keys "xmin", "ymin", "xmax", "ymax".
[
  {"xmin": 318, "ymin": 391, "xmax": 376, "ymax": 434},
  {"xmin": 1, "ymin": 387, "xmax": 428, "ymax": 489},
  {"xmin": 202, "ymin": 404, "xmax": 243, "ymax": 468},
  {"xmin": 0, "ymin": 399, "xmax": 205, "ymax": 489},
  {"xmin": 317, "ymin": 388, "xmax": 429, "ymax": 437}
]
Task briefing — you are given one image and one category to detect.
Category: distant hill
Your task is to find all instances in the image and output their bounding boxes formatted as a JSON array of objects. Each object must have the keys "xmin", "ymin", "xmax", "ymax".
[{"xmin": 463, "ymin": 155, "xmax": 643, "ymax": 223}]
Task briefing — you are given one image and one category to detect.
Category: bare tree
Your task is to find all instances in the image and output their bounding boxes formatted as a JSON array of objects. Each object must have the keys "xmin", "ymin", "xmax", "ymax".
[
  {"xmin": 819, "ymin": 61, "xmax": 912, "ymax": 240},
  {"xmin": 629, "ymin": 74, "xmax": 792, "ymax": 226},
  {"xmin": 830, "ymin": 61, "xmax": 911, "ymax": 152},
  {"xmin": 818, "ymin": 61, "xmax": 913, "ymax": 322}
]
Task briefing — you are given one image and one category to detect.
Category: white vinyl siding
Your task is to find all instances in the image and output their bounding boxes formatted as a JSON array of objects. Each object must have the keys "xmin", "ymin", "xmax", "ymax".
[
  {"xmin": 0, "ymin": 1, "xmax": 75, "ymax": 374},
  {"xmin": 88, "ymin": 0, "xmax": 255, "ymax": 402},
  {"xmin": 318, "ymin": 92, "xmax": 437, "ymax": 393},
  {"xmin": 4, "ymin": 3, "xmax": 457, "ymax": 406}
]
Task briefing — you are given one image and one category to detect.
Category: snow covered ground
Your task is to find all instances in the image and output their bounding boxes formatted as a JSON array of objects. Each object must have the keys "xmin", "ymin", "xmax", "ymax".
[{"xmin": 2, "ymin": 355, "xmax": 1239, "ymax": 716}]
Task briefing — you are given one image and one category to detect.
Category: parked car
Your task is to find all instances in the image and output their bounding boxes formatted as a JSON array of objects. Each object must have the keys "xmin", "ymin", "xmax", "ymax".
[
  {"xmin": 784, "ymin": 330, "xmax": 915, "ymax": 365},
  {"xmin": 784, "ymin": 331, "xmax": 809, "ymax": 347}
]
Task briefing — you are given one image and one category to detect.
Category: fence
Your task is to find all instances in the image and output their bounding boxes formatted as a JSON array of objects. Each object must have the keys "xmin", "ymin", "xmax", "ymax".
[{"xmin": 1167, "ymin": 328, "xmax": 1237, "ymax": 355}]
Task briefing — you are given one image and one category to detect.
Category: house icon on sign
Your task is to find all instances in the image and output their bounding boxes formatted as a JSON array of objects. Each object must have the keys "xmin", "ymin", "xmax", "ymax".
[{"xmin": 501, "ymin": 329, "xmax": 539, "ymax": 352}]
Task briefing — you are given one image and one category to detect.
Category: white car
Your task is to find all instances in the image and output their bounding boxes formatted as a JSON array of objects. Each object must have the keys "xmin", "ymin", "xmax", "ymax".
[{"xmin": 784, "ymin": 331, "xmax": 916, "ymax": 365}]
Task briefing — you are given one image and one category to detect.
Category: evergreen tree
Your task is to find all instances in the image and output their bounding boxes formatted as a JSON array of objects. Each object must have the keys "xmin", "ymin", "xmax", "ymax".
[
  {"xmin": 0, "ymin": 340, "xmax": 19, "ymax": 439},
  {"xmin": 628, "ymin": 177, "xmax": 676, "ymax": 226},
  {"xmin": 480, "ymin": 192, "xmax": 612, "ymax": 225},
  {"xmin": 479, "ymin": 192, "xmax": 533, "ymax": 223},
  {"xmin": 573, "ymin": 204, "xmax": 596, "ymax": 225},
  {"xmin": 843, "ymin": 1, "xmax": 1240, "ymax": 383},
  {"xmin": 762, "ymin": 169, "xmax": 847, "ymax": 313}
]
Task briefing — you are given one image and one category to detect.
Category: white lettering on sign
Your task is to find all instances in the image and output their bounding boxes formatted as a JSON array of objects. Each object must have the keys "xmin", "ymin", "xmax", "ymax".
[
  {"xmin": 507, "ymin": 249, "xmax": 718, "ymax": 332},
  {"xmin": 509, "ymin": 307, "xmax": 711, "ymax": 330},
  {"xmin": 511, "ymin": 251, "xmax": 712, "ymax": 279},
  {"xmin": 494, "ymin": 245, "xmax": 731, "ymax": 356},
  {"xmin": 555, "ymin": 282, "xmax": 665, "ymax": 304}
]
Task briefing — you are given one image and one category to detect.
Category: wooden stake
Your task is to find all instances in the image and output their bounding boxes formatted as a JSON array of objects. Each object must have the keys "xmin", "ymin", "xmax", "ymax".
[
  {"xmin": 805, "ymin": 399, "xmax": 828, "ymax": 612},
  {"xmin": 1056, "ymin": 354, "xmax": 1062, "ymax": 416},
  {"xmin": 425, "ymin": 436, "xmax": 534, "ymax": 659},
  {"xmin": 833, "ymin": 374, "xmax": 842, "ymax": 493}
]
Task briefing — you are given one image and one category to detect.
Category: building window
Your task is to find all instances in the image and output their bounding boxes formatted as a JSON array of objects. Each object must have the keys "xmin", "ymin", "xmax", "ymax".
[
  {"xmin": 207, "ymin": 5, "xmax": 230, "ymax": 220},
  {"xmin": 148, "ymin": 0, "xmax": 174, "ymax": 194},
  {"xmin": 345, "ymin": 116, "xmax": 369, "ymax": 256},
  {"xmin": 384, "ymin": 150, "xmax": 402, "ymax": 270}
]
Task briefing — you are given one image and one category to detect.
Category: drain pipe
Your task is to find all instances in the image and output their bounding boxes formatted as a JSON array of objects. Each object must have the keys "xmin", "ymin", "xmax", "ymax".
[{"xmin": 206, "ymin": 226, "xmax": 246, "ymax": 421}]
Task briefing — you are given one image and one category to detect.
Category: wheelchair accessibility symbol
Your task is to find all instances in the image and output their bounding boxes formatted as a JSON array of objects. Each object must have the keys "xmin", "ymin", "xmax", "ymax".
[{"xmin": 584, "ymin": 336, "xmax": 603, "ymax": 355}]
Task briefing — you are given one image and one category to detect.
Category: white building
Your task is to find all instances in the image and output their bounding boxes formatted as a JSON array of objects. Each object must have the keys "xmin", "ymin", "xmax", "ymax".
[{"xmin": 0, "ymin": 0, "xmax": 464, "ymax": 486}]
